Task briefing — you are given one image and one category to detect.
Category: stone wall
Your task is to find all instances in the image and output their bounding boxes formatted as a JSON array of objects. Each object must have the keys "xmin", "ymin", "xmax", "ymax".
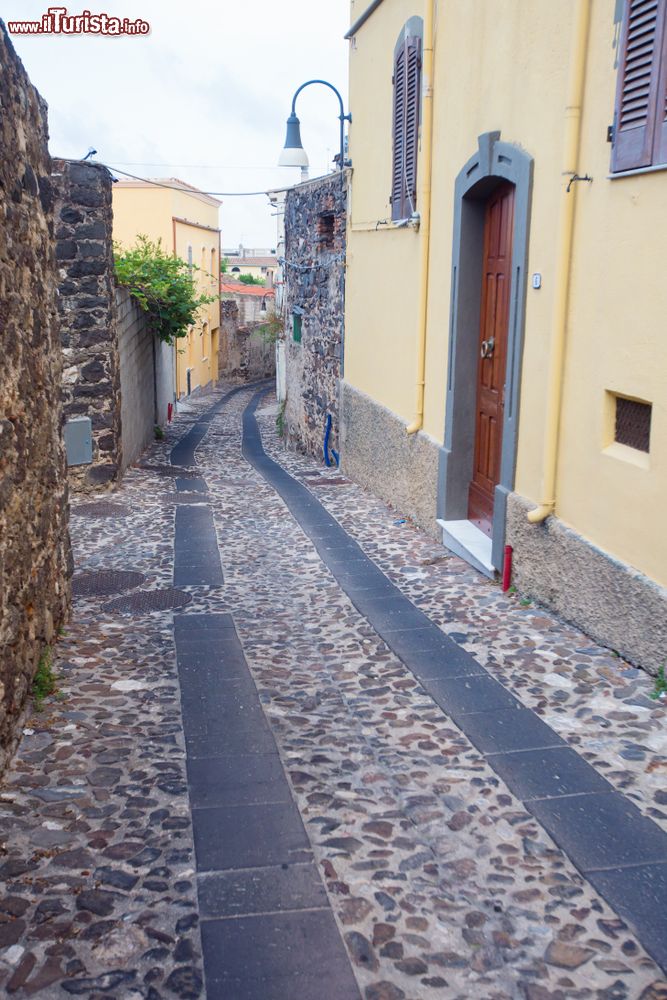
[
  {"xmin": 340, "ymin": 381, "xmax": 441, "ymax": 538},
  {"xmin": 118, "ymin": 288, "xmax": 163, "ymax": 472},
  {"xmin": 506, "ymin": 493, "xmax": 667, "ymax": 676},
  {"xmin": 52, "ymin": 158, "xmax": 121, "ymax": 489},
  {"xmin": 219, "ymin": 297, "xmax": 275, "ymax": 382},
  {"xmin": 283, "ymin": 172, "xmax": 347, "ymax": 460},
  {"xmin": 0, "ymin": 23, "xmax": 71, "ymax": 770},
  {"xmin": 116, "ymin": 289, "xmax": 175, "ymax": 460}
]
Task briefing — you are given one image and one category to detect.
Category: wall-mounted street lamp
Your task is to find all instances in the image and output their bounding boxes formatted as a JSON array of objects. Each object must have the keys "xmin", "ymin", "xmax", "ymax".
[{"xmin": 278, "ymin": 79, "xmax": 351, "ymax": 177}]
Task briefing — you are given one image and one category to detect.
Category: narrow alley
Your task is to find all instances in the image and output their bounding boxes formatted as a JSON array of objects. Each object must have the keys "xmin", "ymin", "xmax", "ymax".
[{"xmin": 0, "ymin": 382, "xmax": 665, "ymax": 999}]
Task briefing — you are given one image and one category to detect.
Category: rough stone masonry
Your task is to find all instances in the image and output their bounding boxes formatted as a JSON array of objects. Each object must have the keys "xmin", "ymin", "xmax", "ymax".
[
  {"xmin": 52, "ymin": 158, "xmax": 122, "ymax": 490},
  {"xmin": 0, "ymin": 22, "xmax": 71, "ymax": 772},
  {"xmin": 283, "ymin": 171, "xmax": 347, "ymax": 460}
]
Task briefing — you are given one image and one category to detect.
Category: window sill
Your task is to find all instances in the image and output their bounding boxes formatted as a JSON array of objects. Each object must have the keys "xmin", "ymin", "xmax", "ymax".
[
  {"xmin": 602, "ymin": 441, "xmax": 650, "ymax": 470},
  {"xmin": 608, "ymin": 162, "xmax": 667, "ymax": 180}
]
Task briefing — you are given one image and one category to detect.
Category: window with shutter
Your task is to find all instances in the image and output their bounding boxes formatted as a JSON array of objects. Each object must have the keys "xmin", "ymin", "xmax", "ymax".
[
  {"xmin": 612, "ymin": 0, "xmax": 667, "ymax": 171},
  {"xmin": 391, "ymin": 20, "xmax": 422, "ymax": 220}
]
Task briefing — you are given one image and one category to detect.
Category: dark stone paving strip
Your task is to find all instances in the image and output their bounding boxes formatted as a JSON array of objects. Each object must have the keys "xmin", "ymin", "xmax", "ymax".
[
  {"xmin": 173, "ymin": 611, "xmax": 361, "ymax": 998},
  {"xmin": 241, "ymin": 388, "xmax": 667, "ymax": 975},
  {"xmin": 174, "ymin": 505, "xmax": 224, "ymax": 587},
  {"xmin": 170, "ymin": 380, "xmax": 272, "ymax": 468}
]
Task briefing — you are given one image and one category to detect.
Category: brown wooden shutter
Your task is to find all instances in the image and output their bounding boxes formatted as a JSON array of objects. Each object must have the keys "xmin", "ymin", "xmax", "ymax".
[
  {"xmin": 391, "ymin": 35, "xmax": 421, "ymax": 220},
  {"xmin": 404, "ymin": 36, "xmax": 421, "ymax": 217},
  {"xmin": 612, "ymin": 0, "xmax": 667, "ymax": 171},
  {"xmin": 391, "ymin": 46, "xmax": 407, "ymax": 220},
  {"xmin": 653, "ymin": 8, "xmax": 667, "ymax": 163}
]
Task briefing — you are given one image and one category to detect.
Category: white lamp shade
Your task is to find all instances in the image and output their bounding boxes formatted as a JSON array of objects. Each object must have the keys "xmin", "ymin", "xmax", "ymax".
[
  {"xmin": 278, "ymin": 145, "xmax": 309, "ymax": 168},
  {"xmin": 278, "ymin": 112, "xmax": 309, "ymax": 168}
]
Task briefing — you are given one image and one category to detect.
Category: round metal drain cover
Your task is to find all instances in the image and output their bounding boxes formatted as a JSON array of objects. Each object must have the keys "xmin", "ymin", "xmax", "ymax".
[
  {"xmin": 73, "ymin": 570, "xmax": 146, "ymax": 597},
  {"xmin": 102, "ymin": 588, "xmax": 192, "ymax": 615},
  {"xmin": 73, "ymin": 502, "xmax": 130, "ymax": 518}
]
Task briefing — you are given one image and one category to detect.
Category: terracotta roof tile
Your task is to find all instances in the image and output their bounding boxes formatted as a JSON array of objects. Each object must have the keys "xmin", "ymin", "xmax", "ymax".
[{"xmin": 220, "ymin": 280, "xmax": 275, "ymax": 297}]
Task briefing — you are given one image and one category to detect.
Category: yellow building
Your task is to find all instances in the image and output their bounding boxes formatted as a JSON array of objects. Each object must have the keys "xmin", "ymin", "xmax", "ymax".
[
  {"xmin": 113, "ymin": 179, "xmax": 221, "ymax": 397},
  {"xmin": 341, "ymin": 0, "xmax": 667, "ymax": 672}
]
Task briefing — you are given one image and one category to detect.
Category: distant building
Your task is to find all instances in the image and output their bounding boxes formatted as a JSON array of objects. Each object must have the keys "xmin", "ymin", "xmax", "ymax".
[
  {"xmin": 113, "ymin": 178, "xmax": 221, "ymax": 398},
  {"xmin": 223, "ymin": 244, "xmax": 278, "ymax": 286},
  {"xmin": 219, "ymin": 279, "xmax": 276, "ymax": 381}
]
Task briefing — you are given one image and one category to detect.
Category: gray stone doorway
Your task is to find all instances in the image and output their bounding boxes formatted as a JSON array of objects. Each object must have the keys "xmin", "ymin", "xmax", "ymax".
[{"xmin": 437, "ymin": 131, "xmax": 533, "ymax": 574}]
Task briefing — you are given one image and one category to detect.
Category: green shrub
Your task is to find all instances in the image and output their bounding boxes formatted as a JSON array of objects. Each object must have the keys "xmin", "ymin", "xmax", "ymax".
[{"xmin": 114, "ymin": 235, "xmax": 216, "ymax": 344}]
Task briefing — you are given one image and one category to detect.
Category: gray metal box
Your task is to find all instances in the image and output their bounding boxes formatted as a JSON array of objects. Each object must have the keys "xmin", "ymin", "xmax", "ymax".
[{"xmin": 64, "ymin": 416, "xmax": 93, "ymax": 466}]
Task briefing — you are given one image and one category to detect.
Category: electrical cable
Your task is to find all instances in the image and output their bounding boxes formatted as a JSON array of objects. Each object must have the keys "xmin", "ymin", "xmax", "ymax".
[{"xmin": 105, "ymin": 164, "xmax": 272, "ymax": 197}]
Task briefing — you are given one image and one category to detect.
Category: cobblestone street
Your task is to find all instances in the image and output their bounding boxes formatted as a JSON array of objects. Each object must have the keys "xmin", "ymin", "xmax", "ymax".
[{"xmin": 1, "ymin": 381, "xmax": 666, "ymax": 999}]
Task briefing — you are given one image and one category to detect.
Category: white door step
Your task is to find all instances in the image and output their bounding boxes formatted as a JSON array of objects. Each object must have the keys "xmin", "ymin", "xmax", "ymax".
[{"xmin": 437, "ymin": 519, "xmax": 496, "ymax": 579}]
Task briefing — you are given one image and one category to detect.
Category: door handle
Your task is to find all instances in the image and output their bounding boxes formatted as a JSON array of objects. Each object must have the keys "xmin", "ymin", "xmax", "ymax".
[{"xmin": 480, "ymin": 337, "xmax": 495, "ymax": 359}]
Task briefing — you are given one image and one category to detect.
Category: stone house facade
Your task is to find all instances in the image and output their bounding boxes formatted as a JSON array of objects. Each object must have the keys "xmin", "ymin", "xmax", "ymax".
[{"xmin": 282, "ymin": 172, "xmax": 348, "ymax": 461}]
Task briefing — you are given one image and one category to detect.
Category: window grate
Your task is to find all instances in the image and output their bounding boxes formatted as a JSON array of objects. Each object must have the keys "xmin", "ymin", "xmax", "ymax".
[{"xmin": 614, "ymin": 396, "xmax": 652, "ymax": 452}]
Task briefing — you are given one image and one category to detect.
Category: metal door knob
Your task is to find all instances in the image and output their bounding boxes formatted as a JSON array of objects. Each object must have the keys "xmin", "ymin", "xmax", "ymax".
[{"xmin": 480, "ymin": 337, "xmax": 495, "ymax": 359}]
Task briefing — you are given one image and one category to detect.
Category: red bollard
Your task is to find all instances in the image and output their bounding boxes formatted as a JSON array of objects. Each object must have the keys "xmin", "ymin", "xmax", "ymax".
[{"xmin": 502, "ymin": 544, "xmax": 513, "ymax": 592}]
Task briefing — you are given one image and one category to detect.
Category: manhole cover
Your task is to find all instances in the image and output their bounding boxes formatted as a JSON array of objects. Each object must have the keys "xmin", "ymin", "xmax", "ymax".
[
  {"xmin": 102, "ymin": 588, "xmax": 192, "ymax": 615},
  {"xmin": 137, "ymin": 464, "xmax": 199, "ymax": 479},
  {"xmin": 72, "ymin": 570, "xmax": 146, "ymax": 597},
  {"xmin": 72, "ymin": 502, "xmax": 130, "ymax": 518}
]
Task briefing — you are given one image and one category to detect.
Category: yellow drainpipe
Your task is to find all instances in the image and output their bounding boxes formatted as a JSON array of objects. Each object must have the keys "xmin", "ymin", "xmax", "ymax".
[
  {"xmin": 406, "ymin": 0, "xmax": 435, "ymax": 435},
  {"xmin": 527, "ymin": 0, "xmax": 591, "ymax": 523}
]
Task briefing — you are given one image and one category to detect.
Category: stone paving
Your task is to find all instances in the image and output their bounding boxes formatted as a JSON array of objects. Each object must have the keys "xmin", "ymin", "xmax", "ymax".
[{"xmin": 0, "ymin": 381, "xmax": 665, "ymax": 998}]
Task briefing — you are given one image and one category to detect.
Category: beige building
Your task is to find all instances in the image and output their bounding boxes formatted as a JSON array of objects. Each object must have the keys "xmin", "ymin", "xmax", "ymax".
[
  {"xmin": 223, "ymin": 245, "xmax": 278, "ymax": 285},
  {"xmin": 113, "ymin": 179, "xmax": 222, "ymax": 398},
  {"xmin": 341, "ymin": 0, "xmax": 667, "ymax": 672}
]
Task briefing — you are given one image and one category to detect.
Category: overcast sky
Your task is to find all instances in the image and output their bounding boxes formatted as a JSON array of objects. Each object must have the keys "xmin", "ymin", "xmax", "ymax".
[{"xmin": 5, "ymin": 0, "xmax": 350, "ymax": 248}]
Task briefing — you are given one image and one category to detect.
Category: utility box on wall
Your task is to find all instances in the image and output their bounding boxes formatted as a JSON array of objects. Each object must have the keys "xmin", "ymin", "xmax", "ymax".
[{"xmin": 63, "ymin": 416, "xmax": 93, "ymax": 466}]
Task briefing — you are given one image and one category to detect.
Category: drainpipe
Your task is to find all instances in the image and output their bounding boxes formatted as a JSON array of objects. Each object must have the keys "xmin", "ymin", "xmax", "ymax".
[
  {"xmin": 406, "ymin": 0, "xmax": 435, "ymax": 435},
  {"xmin": 527, "ymin": 0, "xmax": 591, "ymax": 523}
]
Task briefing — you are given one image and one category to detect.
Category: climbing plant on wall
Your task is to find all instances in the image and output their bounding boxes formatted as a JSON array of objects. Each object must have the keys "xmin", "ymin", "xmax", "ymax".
[{"xmin": 114, "ymin": 235, "xmax": 216, "ymax": 344}]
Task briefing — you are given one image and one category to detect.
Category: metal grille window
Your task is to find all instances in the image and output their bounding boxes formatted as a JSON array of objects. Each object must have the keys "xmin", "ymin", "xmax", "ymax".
[{"xmin": 614, "ymin": 396, "xmax": 652, "ymax": 451}]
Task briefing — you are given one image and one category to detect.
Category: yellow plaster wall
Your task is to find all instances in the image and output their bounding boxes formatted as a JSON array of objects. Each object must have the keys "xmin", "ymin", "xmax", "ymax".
[
  {"xmin": 344, "ymin": 0, "xmax": 425, "ymax": 423},
  {"xmin": 555, "ymin": 0, "xmax": 667, "ymax": 584},
  {"xmin": 345, "ymin": 0, "xmax": 667, "ymax": 584},
  {"xmin": 112, "ymin": 185, "xmax": 172, "ymax": 250},
  {"xmin": 112, "ymin": 182, "xmax": 221, "ymax": 396}
]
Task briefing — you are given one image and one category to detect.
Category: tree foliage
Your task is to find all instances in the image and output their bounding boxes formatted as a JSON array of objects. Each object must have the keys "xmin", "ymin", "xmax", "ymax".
[
  {"xmin": 114, "ymin": 235, "xmax": 217, "ymax": 344},
  {"xmin": 238, "ymin": 272, "xmax": 266, "ymax": 286}
]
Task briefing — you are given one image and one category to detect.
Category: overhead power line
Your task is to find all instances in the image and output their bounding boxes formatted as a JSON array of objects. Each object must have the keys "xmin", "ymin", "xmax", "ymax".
[
  {"xmin": 108, "ymin": 161, "xmax": 281, "ymax": 170},
  {"xmin": 106, "ymin": 165, "xmax": 272, "ymax": 197}
]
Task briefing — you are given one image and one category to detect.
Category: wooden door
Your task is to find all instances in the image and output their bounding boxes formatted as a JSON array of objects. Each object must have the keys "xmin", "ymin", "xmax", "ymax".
[{"xmin": 468, "ymin": 183, "xmax": 515, "ymax": 537}]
